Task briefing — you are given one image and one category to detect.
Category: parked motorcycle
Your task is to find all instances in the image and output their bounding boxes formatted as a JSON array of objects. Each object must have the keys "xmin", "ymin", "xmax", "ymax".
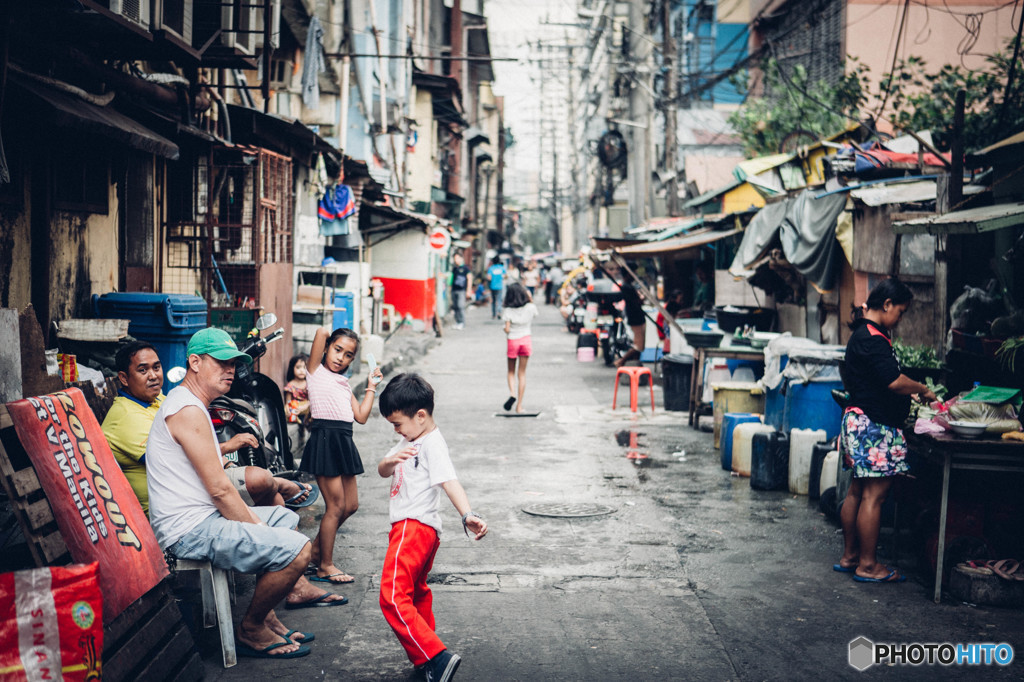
[
  {"xmin": 196, "ymin": 314, "xmax": 294, "ymax": 475},
  {"xmin": 588, "ymin": 280, "xmax": 633, "ymax": 366}
]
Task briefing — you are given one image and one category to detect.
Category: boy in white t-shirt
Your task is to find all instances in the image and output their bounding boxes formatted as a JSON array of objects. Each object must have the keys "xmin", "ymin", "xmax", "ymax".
[{"xmin": 376, "ymin": 374, "xmax": 488, "ymax": 682}]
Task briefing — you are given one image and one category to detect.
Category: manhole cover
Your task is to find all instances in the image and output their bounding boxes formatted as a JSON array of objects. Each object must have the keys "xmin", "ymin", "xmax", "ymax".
[{"xmin": 522, "ymin": 503, "xmax": 616, "ymax": 518}]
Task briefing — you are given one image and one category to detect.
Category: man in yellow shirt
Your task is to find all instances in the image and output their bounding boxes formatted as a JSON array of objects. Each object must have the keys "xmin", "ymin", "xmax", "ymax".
[
  {"xmin": 102, "ymin": 343, "xmax": 165, "ymax": 514},
  {"xmin": 102, "ymin": 342, "xmax": 317, "ymax": 515}
]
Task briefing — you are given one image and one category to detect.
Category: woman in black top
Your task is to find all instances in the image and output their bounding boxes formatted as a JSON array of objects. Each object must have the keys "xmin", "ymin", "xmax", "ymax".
[{"xmin": 836, "ymin": 279, "xmax": 936, "ymax": 583}]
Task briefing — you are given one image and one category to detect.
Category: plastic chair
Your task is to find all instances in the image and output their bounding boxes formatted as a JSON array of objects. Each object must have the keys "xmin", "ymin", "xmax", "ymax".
[
  {"xmin": 612, "ymin": 366, "xmax": 655, "ymax": 412},
  {"xmin": 174, "ymin": 559, "xmax": 237, "ymax": 668}
]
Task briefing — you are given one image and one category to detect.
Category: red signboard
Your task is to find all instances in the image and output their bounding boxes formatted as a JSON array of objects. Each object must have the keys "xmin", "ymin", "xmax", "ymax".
[
  {"xmin": 428, "ymin": 228, "xmax": 450, "ymax": 251},
  {"xmin": 7, "ymin": 389, "xmax": 168, "ymax": 621}
]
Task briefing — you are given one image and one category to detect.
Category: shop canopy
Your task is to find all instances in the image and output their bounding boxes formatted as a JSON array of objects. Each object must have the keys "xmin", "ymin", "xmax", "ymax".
[
  {"xmin": 728, "ymin": 190, "xmax": 848, "ymax": 291},
  {"xmin": 611, "ymin": 227, "xmax": 741, "ymax": 257},
  {"xmin": 892, "ymin": 202, "xmax": 1024, "ymax": 235}
]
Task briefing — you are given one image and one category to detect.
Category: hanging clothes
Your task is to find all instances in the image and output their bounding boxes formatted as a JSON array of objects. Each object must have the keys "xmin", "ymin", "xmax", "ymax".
[{"xmin": 319, "ymin": 184, "xmax": 357, "ymax": 237}]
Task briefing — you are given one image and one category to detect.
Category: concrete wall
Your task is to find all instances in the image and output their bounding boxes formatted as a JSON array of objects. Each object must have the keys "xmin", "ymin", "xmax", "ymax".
[{"xmin": 406, "ymin": 88, "xmax": 437, "ymax": 205}]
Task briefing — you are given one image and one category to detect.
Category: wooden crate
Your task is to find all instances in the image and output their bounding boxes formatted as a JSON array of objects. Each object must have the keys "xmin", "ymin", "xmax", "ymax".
[{"xmin": 0, "ymin": 405, "xmax": 202, "ymax": 681}]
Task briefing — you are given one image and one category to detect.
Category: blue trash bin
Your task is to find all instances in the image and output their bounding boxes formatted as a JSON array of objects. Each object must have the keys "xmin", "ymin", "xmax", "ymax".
[{"xmin": 93, "ymin": 293, "xmax": 208, "ymax": 392}]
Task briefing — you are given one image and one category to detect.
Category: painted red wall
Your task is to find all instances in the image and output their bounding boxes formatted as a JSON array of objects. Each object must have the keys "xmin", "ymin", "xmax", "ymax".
[{"xmin": 379, "ymin": 277, "xmax": 437, "ymax": 323}]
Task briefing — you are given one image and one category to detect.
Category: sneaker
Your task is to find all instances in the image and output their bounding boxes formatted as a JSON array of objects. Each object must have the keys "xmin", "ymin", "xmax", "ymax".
[
  {"xmin": 424, "ymin": 650, "xmax": 461, "ymax": 682},
  {"xmin": 455, "ymin": 323, "xmax": 464, "ymax": 330}
]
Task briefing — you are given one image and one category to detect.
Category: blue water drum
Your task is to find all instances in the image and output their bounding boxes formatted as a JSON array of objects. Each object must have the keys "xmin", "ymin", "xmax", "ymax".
[
  {"xmin": 750, "ymin": 431, "xmax": 789, "ymax": 491},
  {"xmin": 720, "ymin": 413, "xmax": 761, "ymax": 471},
  {"xmin": 783, "ymin": 380, "xmax": 845, "ymax": 439}
]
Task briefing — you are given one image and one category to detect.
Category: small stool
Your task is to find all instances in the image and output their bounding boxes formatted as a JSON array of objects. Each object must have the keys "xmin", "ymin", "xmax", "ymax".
[
  {"xmin": 175, "ymin": 559, "xmax": 236, "ymax": 668},
  {"xmin": 612, "ymin": 366, "xmax": 655, "ymax": 412}
]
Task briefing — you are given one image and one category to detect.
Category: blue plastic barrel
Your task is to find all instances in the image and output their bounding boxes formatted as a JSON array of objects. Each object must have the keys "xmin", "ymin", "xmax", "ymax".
[
  {"xmin": 332, "ymin": 292, "xmax": 355, "ymax": 330},
  {"xmin": 93, "ymin": 293, "xmax": 208, "ymax": 392},
  {"xmin": 720, "ymin": 413, "xmax": 761, "ymax": 471},
  {"xmin": 783, "ymin": 380, "xmax": 845, "ymax": 439}
]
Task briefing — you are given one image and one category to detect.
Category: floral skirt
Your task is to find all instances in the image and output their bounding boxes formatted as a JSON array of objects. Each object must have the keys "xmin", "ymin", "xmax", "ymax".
[{"xmin": 838, "ymin": 407, "xmax": 909, "ymax": 478}]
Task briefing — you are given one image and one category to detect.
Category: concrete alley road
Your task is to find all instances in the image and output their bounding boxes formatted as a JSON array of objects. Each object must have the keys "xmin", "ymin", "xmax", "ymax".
[{"xmin": 207, "ymin": 302, "xmax": 1023, "ymax": 681}]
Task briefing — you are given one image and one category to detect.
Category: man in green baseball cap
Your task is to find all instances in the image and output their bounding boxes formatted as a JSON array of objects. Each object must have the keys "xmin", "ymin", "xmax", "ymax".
[
  {"xmin": 186, "ymin": 327, "xmax": 254, "ymax": 364},
  {"xmin": 145, "ymin": 327, "xmax": 337, "ymax": 660}
]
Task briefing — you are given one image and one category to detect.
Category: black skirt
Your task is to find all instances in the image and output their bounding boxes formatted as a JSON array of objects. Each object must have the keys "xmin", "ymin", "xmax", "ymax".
[{"xmin": 298, "ymin": 419, "xmax": 364, "ymax": 477}]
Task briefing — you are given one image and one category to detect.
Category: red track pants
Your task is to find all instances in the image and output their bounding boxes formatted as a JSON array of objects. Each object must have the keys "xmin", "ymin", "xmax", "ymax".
[{"xmin": 379, "ymin": 519, "xmax": 445, "ymax": 665}]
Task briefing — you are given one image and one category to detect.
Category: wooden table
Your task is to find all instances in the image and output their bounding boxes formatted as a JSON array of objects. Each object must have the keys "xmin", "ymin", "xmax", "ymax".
[
  {"xmin": 687, "ymin": 344, "xmax": 766, "ymax": 427},
  {"xmin": 905, "ymin": 431, "xmax": 1024, "ymax": 602}
]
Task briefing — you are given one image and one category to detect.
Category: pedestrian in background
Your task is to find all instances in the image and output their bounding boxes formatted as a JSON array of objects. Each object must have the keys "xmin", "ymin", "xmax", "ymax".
[
  {"xmin": 284, "ymin": 354, "xmax": 311, "ymax": 464},
  {"xmin": 502, "ymin": 282, "xmax": 538, "ymax": 413},
  {"xmin": 835, "ymin": 278, "xmax": 935, "ymax": 583},
  {"xmin": 546, "ymin": 263, "xmax": 564, "ymax": 305},
  {"xmin": 376, "ymin": 373, "xmax": 488, "ymax": 682},
  {"xmin": 301, "ymin": 327, "xmax": 382, "ymax": 584},
  {"xmin": 521, "ymin": 261, "xmax": 540, "ymax": 298},
  {"xmin": 486, "ymin": 257, "xmax": 507, "ymax": 319},
  {"xmin": 450, "ymin": 253, "xmax": 472, "ymax": 330}
]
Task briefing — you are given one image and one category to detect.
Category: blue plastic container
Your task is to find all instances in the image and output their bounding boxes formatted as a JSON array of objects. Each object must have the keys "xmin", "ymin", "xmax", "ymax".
[
  {"xmin": 763, "ymin": 356, "xmax": 789, "ymax": 430},
  {"xmin": 783, "ymin": 380, "xmax": 844, "ymax": 439},
  {"xmin": 93, "ymin": 293, "xmax": 208, "ymax": 392},
  {"xmin": 332, "ymin": 292, "xmax": 355, "ymax": 330},
  {"xmin": 720, "ymin": 413, "xmax": 761, "ymax": 471}
]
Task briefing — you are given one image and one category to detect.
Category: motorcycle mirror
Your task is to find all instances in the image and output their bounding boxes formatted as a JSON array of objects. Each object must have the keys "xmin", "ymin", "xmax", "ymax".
[
  {"xmin": 166, "ymin": 366, "xmax": 187, "ymax": 383},
  {"xmin": 255, "ymin": 313, "xmax": 278, "ymax": 330}
]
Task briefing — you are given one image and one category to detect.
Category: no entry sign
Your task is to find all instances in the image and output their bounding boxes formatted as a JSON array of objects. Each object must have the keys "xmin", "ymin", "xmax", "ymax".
[{"xmin": 428, "ymin": 228, "xmax": 450, "ymax": 251}]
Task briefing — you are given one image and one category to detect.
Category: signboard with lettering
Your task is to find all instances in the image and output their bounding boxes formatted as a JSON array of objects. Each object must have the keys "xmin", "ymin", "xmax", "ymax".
[{"xmin": 6, "ymin": 389, "xmax": 168, "ymax": 621}]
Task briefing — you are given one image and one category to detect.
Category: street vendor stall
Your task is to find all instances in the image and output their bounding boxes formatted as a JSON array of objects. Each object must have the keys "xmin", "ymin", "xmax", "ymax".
[{"xmin": 904, "ymin": 431, "xmax": 1024, "ymax": 603}]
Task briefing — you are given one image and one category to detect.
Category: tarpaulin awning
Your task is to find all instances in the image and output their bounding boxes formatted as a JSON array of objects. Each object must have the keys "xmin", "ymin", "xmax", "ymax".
[
  {"xmin": 729, "ymin": 190, "xmax": 848, "ymax": 291},
  {"xmin": 12, "ymin": 74, "xmax": 179, "ymax": 160},
  {"xmin": 848, "ymin": 180, "xmax": 985, "ymax": 207},
  {"xmin": 893, "ymin": 202, "xmax": 1024, "ymax": 235},
  {"xmin": 612, "ymin": 228, "xmax": 741, "ymax": 257}
]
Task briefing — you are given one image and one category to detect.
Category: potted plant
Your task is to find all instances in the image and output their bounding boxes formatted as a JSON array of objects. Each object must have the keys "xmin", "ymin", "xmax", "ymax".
[{"xmin": 893, "ymin": 340, "xmax": 945, "ymax": 383}]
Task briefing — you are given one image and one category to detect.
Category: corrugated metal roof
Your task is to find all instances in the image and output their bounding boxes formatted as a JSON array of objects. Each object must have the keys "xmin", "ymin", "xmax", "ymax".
[
  {"xmin": 893, "ymin": 202, "xmax": 1024, "ymax": 235},
  {"xmin": 612, "ymin": 228, "xmax": 742, "ymax": 256}
]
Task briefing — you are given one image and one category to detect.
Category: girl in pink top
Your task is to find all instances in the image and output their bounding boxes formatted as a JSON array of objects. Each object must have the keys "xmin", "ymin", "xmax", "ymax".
[{"xmin": 300, "ymin": 327, "xmax": 382, "ymax": 584}]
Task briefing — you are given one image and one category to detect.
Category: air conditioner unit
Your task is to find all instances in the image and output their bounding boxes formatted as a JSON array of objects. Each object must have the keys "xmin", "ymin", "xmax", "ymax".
[
  {"xmin": 152, "ymin": 0, "xmax": 193, "ymax": 44},
  {"xmin": 222, "ymin": 0, "xmax": 257, "ymax": 54},
  {"xmin": 110, "ymin": 0, "xmax": 151, "ymax": 29}
]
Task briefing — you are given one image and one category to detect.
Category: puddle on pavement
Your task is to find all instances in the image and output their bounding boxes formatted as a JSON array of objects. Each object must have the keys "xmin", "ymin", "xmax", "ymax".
[{"xmin": 614, "ymin": 429, "xmax": 646, "ymax": 447}]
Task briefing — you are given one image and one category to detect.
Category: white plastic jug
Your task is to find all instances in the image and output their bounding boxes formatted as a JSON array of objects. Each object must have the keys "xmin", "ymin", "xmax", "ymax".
[
  {"xmin": 732, "ymin": 423, "xmax": 775, "ymax": 477},
  {"xmin": 819, "ymin": 450, "xmax": 839, "ymax": 496},
  {"xmin": 789, "ymin": 428, "xmax": 827, "ymax": 495}
]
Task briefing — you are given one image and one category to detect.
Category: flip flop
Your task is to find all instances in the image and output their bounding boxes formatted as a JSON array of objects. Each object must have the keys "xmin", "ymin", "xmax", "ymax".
[
  {"xmin": 284, "ymin": 593, "xmax": 349, "ymax": 609},
  {"xmin": 853, "ymin": 569, "xmax": 906, "ymax": 583},
  {"xmin": 957, "ymin": 561, "xmax": 994, "ymax": 577},
  {"xmin": 284, "ymin": 629, "xmax": 315, "ymax": 643},
  {"xmin": 236, "ymin": 639, "xmax": 311, "ymax": 659},
  {"xmin": 833, "ymin": 563, "xmax": 858, "ymax": 573},
  {"xmin": 503, "ymin": 397, "xmax": 516, "ymax": 411},
  {"xmin": 988, "ymin": 559, "xmax": 1021, "ymax": 581},
  {"xmin": 309, "ymin": 572, "xmax": 356, "ymax": 584},
  {"xmin": 284, "ymin": 483, "xmax": 320, "ymax": 509}
]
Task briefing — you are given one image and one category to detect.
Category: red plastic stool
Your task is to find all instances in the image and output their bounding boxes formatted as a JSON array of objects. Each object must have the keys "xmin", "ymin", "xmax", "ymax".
[{"xmin": 612, "ymin": 366, "xmax": 655, "ymax": 412}]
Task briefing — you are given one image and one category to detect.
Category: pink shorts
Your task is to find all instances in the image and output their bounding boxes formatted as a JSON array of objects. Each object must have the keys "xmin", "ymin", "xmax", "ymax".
[{"xmin": 507, "ymin": 335, "xmax": 532, "ymax": 358}]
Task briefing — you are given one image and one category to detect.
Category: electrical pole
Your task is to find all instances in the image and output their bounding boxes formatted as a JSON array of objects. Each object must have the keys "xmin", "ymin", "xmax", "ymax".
[
  {"xmin": 663, "ymin": 0, "xmax": 679, "ymax": 216},
  {"xmin": 627, "ymin": 0, "xmax": 651, "ymax": 230}
]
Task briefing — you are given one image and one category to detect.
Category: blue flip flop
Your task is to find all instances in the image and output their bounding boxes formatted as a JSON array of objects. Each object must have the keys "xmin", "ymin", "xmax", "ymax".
[
  {"xmin": 853, "ymin": 569, "xmax": 907, "ymax": 583},
  {"xmin": 284, "ymin": 483, "xmax": 320, "ymax": 509},
  {"xmin": 284, "ymin": 593, "xmax": 349, "ymax": 609},
  {"xmin": 236, "ymin": 639, "xmax": 311, "ymax": 659},
  {"xmin": 833, "ymin": 563, "xmax": 857, "ymax": 573},
  {"xmin": 284, "ymin": 629, "xmax": 315, "ymax": 643}
]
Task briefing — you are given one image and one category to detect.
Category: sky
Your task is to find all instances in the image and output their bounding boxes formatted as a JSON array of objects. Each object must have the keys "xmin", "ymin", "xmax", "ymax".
[{"xmin": 485, "ymin": 0, "xmax": 578, "ymax": 206}]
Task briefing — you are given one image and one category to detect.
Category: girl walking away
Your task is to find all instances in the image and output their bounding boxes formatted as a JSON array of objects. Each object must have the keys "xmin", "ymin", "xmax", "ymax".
[
  {"xmin": 301, "ymin": 327, "xmax": 383, "ymax": 584},
  {"xmin": 284, "ymin": 354, "xmax": 311, "ymax": 465},
  {"xmin": 502, "ymin": 282, "xmax": 538, "ymax": 413}
]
